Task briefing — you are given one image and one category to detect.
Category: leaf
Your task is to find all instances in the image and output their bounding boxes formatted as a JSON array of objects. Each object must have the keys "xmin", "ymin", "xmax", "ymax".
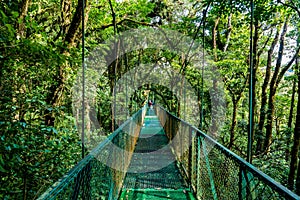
[
  {"xmin": 0, "ymin": 154, "xmax": 4, "ymax": 164},
  {"xmin": 5, "ymin": 146, "xmax": 11, "ymax": 151},
  {"xmin": 20, "ymin": 122, "xmax": 26, "ymax": 128},
  {"xmin": 45, "ymin": 149, "xmax": 51, "ymax": 153},
  {"xmin": 38, "ymin": 100, "xmax": 46, "ymax": 105},
  {"xmin": 0, "ymin": 135, "xmax": 4, "ymax": 141},
  {"xmin": 52, "ymin": 128, "xmax": 58, "ymax": 134},
  {"xmin": 11, "ymin": 11, "xmax": 19, "ymax": 18},
  {"xmin": 16, "ymin": 155, "xmax": 22, "ymax": 163},
  {"xmin": 0, "ymin": 10, "xmax": 8, "ymax": 23},
  {"xmin": 0, "ymin": 165, "xmax": 6, "ymax": 173},
  {"xmin": 5, "ymin": 24, "xmax": 14, "ymax": 37}
]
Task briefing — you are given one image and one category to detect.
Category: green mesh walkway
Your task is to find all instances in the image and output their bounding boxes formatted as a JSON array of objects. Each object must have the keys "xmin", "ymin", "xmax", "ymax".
[{"xmin": 120, "ymin": 109, "xmax": 196, "ymax": 200}]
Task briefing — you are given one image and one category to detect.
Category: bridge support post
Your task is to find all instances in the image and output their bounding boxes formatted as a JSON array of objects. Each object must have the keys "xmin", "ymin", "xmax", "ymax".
[
  {"xmin": 188, "ymin": 127, "xmax": 193, "ymax": 190},
  {"xmin": 238, "ymin": 166, "xmax": 245, "ymax": 200},
  {"xmin": 238, "ymin": 166, "xmax": 257, "ymax": 200}
]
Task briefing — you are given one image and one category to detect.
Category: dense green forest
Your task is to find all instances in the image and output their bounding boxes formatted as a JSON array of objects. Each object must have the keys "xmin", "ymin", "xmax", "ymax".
[{"xmin": 1, "ymin": 0, "xmax": 300, "ymax": 199}]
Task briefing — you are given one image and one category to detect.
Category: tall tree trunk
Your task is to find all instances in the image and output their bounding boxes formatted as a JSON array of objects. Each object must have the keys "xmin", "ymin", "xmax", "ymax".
[
  {"xmin": 296, "ymin": 154, "xmax": 300, "ymax": 195},
  {"xmin": 256, "ymin": 27, "xmax": 281, "ymax": 154},
  {"xmin": 64, "ymin": 0, "xmax": 88, "ymax": 46},
  {"xmin": 223, "ymin": 13, "xmax": 232, "ymax": 52},
  {"xmin": 264, "ymin": 19, "xmax": 289, "ymax": 152},
  {"xmin": 61, "ymin": 0, "xmax": 72, "ymax": 35},
  {"xmin": 45, "ymin": 0, "xmax": 90, "ymax": 126},
  {"xmin": 212, "ymin": 17, "xmax": 220, "ymax": 61},
  {"xmin": 17, "ymin": 0, "xmax": 31, "ymax": 38},
  {"xmin": 286, "ymin": 78, "xmax": 296, "ymax": 161},
  {"xmin": 288, "ymin": 58, "xmax": 300, "ymax": 190},
  {"xmin": 229, "ymin": 98, "xmax": 238, "ymax": 149},
  {"xmin": 211, "ymin": 17, "xmax": 220, "ymax": 138}
]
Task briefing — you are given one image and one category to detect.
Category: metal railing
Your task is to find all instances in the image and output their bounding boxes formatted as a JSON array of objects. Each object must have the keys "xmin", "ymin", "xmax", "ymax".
[
  {"xmin": 38, "ymin": 107, "xmax": 146, "ymax": 200},
  {"xmin": 155, "ymin": 105, "xmax": 300, "ymax": 200}
]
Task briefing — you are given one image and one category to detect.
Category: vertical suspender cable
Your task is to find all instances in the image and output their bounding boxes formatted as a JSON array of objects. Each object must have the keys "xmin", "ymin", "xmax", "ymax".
[
  {"xmin": 184, "ymin": 79, "xmax": 186, "ymax": 120},
  {"xmin": 126, "ymin": 60, "xmax": 128, "ymax": 118},
  {"xmin": 184, "ymin": 2, "xmax": 210, "ymax": 128},
  {"xmin": 81, "ymin": 0, "xmax": 85, "ymax": 159},
  {"xmin": 248, "ymin": 0, "xmax": 254, "ymax": 163},
  {"xmin": 200, "ymin": 10, "xmax": 206, "ymax": 130}
]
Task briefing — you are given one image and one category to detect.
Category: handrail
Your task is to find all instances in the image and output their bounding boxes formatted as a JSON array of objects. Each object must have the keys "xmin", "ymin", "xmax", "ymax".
[
  {"xmin": 38, "ymin": 106, "xmax": 146, "ymax": 200},
  {"xmin": 156, "ymin": 105, "xmax": 300, "ymax": 200},
  {"xmin": 38, "ymin": 104, "xmax": 299, "ymax": 200}
]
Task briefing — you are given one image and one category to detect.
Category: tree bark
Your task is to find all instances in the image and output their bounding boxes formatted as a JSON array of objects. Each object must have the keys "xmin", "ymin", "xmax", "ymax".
[
  {"xmin": 286, "ymin": 78, "xmax": 296, "ymax": 161},
  {"xmin": 256, "ymin": 27, "xmax": 280, "ymax": 154},
  {"xmin": 288, "ymin": 79, "xmax": 296, "ymax": 128},
  {"xmin": 288, "ymin": 58, "xmax": 300, "ymax": 190},
  {"xmin": 211, "ymin": 17, "xmax": 221, "ymax": 138},
  {"xmin": 45, "ymin": 0, "xmax": 90, "ymax": 126},
  {"xmin": 212, "ymin": 17, "xmax": 220, "ymax": 61},
  {"xmin": 296, "ymin": 152, "xmax": 300, "ymax": 195},
  {"xmin": 61, "ymin": 0, "xmax": 72, "ymax": 35},
  {"xmin": 54, "ymin": 0, "xmax": 91, "ymax": 103},
  {"xmin": 223, "ymin": 13, "xmax": 232, "ymax": 52},
  {"xmin": 64, "ymin": 0, "xmax": 87, "ymax": 46},
  {"xmin": 17, "ymin": 0, "xmax": 31, "ymax": 38},
  {"xmin": 264, "ymin": 19, "xmax": 289, "ymax": 152}
]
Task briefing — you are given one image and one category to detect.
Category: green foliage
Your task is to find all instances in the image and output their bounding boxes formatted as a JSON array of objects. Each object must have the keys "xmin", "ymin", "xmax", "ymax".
[
  {"xmin": 1, "ymin": 0, "xmax": 300, "ymax": 198},
  {"xmin": 0, "ymin": 100, "xmax": 81, "ymax": 199}
]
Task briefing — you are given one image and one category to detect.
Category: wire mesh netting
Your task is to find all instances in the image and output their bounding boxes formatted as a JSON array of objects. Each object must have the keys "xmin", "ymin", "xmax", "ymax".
[
  {"xmin": 120, "ymin": 108, "xmax": 195, "ymax": 200},
  {"xmin": 38, "ymin": 107, "xmax": 146, "ymax": 200},
  {"xmin": 155, "ymin": 106, "xmax": 300, "ymax": 200},
  {"xmin": 39, "ymin": 105, "xmax": 300, "ymax": 200},
  {"xmin": 122, "ymin": 108, "xmax": 188, "ymax": 190},
  {"xmin": 119, "ymin": 189, "xmax": 196, "ymax": 200}
]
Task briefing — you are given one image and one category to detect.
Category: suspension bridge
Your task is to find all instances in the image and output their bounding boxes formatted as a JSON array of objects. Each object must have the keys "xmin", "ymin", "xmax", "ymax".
[{"xmin": 38, "ymin": 106, "xmax": 300, "ymax": 200}]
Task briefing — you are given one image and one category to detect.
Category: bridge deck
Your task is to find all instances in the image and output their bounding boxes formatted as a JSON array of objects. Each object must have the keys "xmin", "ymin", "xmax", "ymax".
[{"xmin": 119, "ymin": 109, "xmax": 196, "ymax": 200}]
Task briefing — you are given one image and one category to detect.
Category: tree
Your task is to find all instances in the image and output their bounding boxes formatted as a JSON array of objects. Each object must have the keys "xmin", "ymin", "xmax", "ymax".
[
  {"xmin": 256, "ymin": 24, "xmax": 282, "ymax": 153},
  {"xmin": 288, "ymin": 56, "xmax": 300, "ymax": 191}
]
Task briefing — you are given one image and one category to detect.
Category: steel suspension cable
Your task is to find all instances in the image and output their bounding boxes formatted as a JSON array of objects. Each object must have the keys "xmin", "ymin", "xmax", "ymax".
[
  {"xmin": 200, "ymin": 10, "xmax": 206, "ymax": 130},
  {"xmin": 183, "ymin": 2, "xmax": 210, "ymax": 129},
  {"xmin": 184, "ymin": 2, "xmax": 211, "ymax": 72},
  {"xmin": 81, "ymin": 0, "xmax": 85, "ymax": 159},
  {"xmin": 248, "ymin": 0, "xmax": 254, "ymax": 163}
]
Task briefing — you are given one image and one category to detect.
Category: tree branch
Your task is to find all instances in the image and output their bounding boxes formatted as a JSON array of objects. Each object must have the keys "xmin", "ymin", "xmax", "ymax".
[
  {"xmin": 276, "ymin": 44, "xmax": 300, "ymax": 88},
  {"xmin": 223, "ymin": 13, "xmax": 232, "ymax": 52},
  {"xmin": 108, "ymin": 0, "xmax": 116, "ymax": 34},
  {"xmin": 17, "ymin": 0, "xmax": 31, "ymax": 38},
  {"xmin": 278, "ymin": 0, "xmax": 300, "ymax": 18},
  {"xmin": 89, "ymin": 17, "xmax": 154, "ymax": 34},
  {"xmin": 64, "ymin": 0, "xmax": 87, "ymax": 46}
]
